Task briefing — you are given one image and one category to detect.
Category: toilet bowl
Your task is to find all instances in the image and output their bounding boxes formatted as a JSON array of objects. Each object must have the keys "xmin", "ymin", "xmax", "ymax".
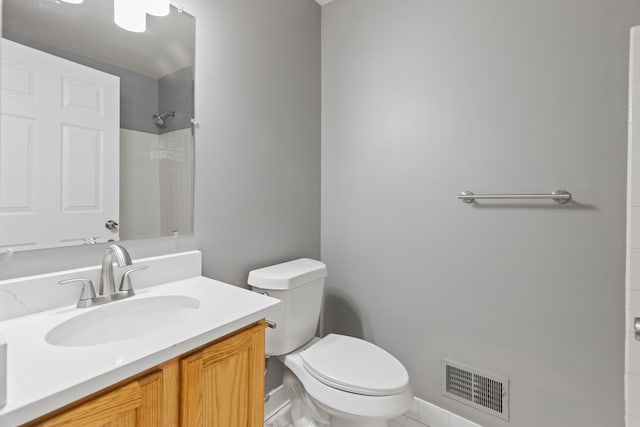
[
  {"xmin": 281, "ymin": 335, "xmax": 413, "ymax": 427},
  {"xmin": 249, "ymin": 259, "xmax": 413, "ymax": 427}
]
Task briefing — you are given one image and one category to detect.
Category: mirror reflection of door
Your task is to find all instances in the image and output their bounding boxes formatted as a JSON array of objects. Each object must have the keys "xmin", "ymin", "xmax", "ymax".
[
  {"xmin": 1, "ymin": 39, "xmax": 120, "ymax": 249},
  {"xmin": 0, "ymin": 0, "xmax": 195, "ymax": 251}
]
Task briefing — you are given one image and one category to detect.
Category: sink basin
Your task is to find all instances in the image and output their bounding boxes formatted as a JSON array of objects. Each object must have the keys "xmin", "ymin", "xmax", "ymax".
[{"xmin": 45, "ymin": 295, "xmax": 200, "ymax": 347}]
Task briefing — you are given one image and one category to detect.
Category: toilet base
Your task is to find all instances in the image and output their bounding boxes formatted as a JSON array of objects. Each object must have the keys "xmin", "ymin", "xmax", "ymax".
[
  {"xmin": 283, "ymin": 368, "xmax": 392, "ymax": 427},
  {"xmin": 284, "ymin": 368, "xmax": 330, "ymax": 427},
  {"xmin": 329, "ymin": 417, "xmax": 388, "ymax": 427}
]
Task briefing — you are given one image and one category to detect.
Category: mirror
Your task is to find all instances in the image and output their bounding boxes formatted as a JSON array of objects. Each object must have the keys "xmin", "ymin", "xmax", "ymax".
[{"xmin": 0, "ymin": 0, "xmax": 195, "ymax": 251}]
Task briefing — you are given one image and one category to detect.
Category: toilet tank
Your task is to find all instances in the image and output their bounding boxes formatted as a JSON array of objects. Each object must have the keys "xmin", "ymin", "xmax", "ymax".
[{"xmin": 249, "ymin": 258, "xmax": 327, "ymax": 356}]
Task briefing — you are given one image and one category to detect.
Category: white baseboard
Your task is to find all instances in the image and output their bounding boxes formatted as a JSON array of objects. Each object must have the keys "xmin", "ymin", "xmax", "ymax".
[
  {"xmin": 264, "ymin": 389, "xmax": 481, "ymax": 427},
  {"xmin": 400, "ymin": 396, "xmax": 481, "ymax": 427}
]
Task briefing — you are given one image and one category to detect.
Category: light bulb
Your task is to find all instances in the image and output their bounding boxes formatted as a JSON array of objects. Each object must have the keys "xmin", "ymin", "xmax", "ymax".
[
  {"xmin": 114, "ymin": 0, "xmax": 146, "ymax": 33},
  {"xmin": 144, "ymin": 0, "xmax": 170, "ymax": 17}
]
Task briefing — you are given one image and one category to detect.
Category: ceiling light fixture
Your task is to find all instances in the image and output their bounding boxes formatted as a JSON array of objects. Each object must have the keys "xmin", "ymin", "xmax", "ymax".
[
  {"xmin": 145, "ymin": 0, "xmax": 170, "ymax": 17},
  {"xmin": 60, "ymin": 0, "xmax": 172, "ymax": 33},
  {"xmin": 114, "ymin": 0, "xmax": 147, "ymax": 33}
]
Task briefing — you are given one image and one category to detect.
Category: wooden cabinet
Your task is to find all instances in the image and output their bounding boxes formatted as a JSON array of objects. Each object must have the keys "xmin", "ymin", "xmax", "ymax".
[
  {"xmin": 180, "ymin": 320, "xmax": 264, "ymax": 426},
  {"xmin": 32, "ymin": 372, "xmax": 164, "ymax": 427},
  {"xmin": 24, "ymin": 321, "xmax": 264, "ymax": 427}
]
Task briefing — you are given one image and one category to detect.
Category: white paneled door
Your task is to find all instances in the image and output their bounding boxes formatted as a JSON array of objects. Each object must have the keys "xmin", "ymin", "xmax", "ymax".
[{"xmin": 0, "ymin": 38, "xmax": 119, "ymax": 249}]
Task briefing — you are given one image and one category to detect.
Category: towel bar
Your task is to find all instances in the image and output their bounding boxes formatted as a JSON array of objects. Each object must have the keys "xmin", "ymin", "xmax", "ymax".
[{"xmin": 457, "ymin": 190, "xmax": 572, "ymax": 204}]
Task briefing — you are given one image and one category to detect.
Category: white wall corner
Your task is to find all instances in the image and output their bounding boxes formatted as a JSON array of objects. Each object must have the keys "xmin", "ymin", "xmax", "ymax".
[{"xmin": 315, "ymin": 0, "xmax": 335, "ymax": 5}]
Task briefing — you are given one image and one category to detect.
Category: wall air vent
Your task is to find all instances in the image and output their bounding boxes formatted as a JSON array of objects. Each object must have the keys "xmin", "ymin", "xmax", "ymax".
[{"xmin": 441, "ymin": 359, "xmax": 509, "ymax": 421}]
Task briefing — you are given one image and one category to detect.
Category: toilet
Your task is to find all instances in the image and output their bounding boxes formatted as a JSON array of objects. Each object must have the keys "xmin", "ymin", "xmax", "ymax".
[{"xmin": 249, "ymin": 258, "xmax": 413, "ymax": 427}]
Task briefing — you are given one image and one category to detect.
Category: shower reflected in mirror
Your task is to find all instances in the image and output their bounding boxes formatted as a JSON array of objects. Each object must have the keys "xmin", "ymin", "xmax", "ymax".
[{"xmin": 153, "ymin": 111, "xmax": 176, "ymax": 128}]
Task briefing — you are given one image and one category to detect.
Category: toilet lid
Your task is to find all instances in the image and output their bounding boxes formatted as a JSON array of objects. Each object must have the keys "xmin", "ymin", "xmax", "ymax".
[{"xmin": 299, "ymin": 334, "xmax": 409, "ymax": 396}]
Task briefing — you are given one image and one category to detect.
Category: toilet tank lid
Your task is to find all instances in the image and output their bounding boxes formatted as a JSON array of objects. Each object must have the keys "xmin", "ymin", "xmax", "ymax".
[{"xmin": 248, "ymin": 258, "xmax": 327, "ymax": 290}]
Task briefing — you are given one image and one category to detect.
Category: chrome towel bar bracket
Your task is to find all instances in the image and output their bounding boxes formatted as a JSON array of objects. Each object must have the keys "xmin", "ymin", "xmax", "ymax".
[{"xmin": 458, "ymin": 190, "xmax": 572, "ymax": 204}]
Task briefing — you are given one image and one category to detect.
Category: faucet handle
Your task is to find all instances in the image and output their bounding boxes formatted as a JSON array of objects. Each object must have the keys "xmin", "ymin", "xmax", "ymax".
[
  {"xmin": 59, "ymin": 278, "xmax": 96, "ymax": 308},
  {"xmin": 119, "ymin": 266, "xmax": 148, "ymax": 296}
]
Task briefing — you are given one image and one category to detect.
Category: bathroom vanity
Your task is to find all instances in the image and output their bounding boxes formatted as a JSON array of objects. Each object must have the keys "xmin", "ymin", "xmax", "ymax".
[
  {"xmin": 0, "ymin": 251, "xmax": 279, "ymax": 426},
  {"xmin": 24, "ymin": 320, "xmax": 264, "ymax": 426}
]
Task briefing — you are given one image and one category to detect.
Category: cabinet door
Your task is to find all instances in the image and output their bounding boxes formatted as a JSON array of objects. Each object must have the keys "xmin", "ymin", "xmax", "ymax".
[
  {"xmin": 33, "ymin": 371, "xmax": 163, "ymax": 427},
  {"xmin": 180, "ymin": 323, "xmax": 265, "ymax": 427}
]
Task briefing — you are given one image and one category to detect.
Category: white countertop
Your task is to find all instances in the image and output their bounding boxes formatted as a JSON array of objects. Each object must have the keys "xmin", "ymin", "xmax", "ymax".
[{"xmin": 0, "ymin": 276, "xmax": 280, "ymax": 426}]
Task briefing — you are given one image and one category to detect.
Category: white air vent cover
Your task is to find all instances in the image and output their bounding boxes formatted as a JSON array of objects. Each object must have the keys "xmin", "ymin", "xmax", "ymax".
[{"xmin": 441, "ymin": 359, "xmax": 509, "ymax": 421}]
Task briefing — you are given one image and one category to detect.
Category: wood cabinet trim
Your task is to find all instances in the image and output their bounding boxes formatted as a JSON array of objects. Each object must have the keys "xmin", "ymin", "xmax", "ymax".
[
  {"xmin": 179, "ymin": 322, "xmax": 265, "ymax": 426},
  {"xmin": 21, "ymin": 319, "xmax": 265, "ymax": 427},
  {"xmin": 29, "ymin": 371, "xmax": 163, "ymax": 427}
]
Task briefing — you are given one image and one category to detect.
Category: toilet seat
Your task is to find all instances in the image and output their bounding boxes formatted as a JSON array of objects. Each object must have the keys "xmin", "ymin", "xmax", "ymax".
[
  {"xmin": 300, "ymin": 334, "xmax": 409, "ymax": 396},
  {"xmin": 281, "ymin": 336, "xmax": 413, "ymax": 419}
]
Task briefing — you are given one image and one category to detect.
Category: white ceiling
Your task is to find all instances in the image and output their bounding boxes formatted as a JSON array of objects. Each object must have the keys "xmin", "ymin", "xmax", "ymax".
[
  {"xmin": 315, "ymin": 0, "xmax": 336, "ymax": 5},
  {"xmin": 3, "ymin": 0, "xmax": 194, "ymax": 79}
]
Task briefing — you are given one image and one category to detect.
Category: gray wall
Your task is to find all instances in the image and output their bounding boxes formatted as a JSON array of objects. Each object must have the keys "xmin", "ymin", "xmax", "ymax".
[
  {"xmin": 0, "ymin": 0, "xmax": 322, "ymax": 316},
  {"xmin": 191, "ymin": 0, "xmax": 321, "ymax": 286},
  {"xmin": 120, "ymin": 71, "xmax": 159, "ymax": 134},
  {"xmin": 321, "ymin": 1, "xmax": 639, "ymax": 426},
  {"xmin": 159, "ymin": 66, "xmax": 194, "ymax": 134}
]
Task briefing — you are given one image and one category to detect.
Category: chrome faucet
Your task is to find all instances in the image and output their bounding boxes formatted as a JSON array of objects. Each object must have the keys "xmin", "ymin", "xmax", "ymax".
[
  {"xmin": 98, "ymin": 244, "xmax": 133, "ymax": 300},
  {"xmin": 58, "ymin": 244, "xmax": 148, "ymax": 308}
]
